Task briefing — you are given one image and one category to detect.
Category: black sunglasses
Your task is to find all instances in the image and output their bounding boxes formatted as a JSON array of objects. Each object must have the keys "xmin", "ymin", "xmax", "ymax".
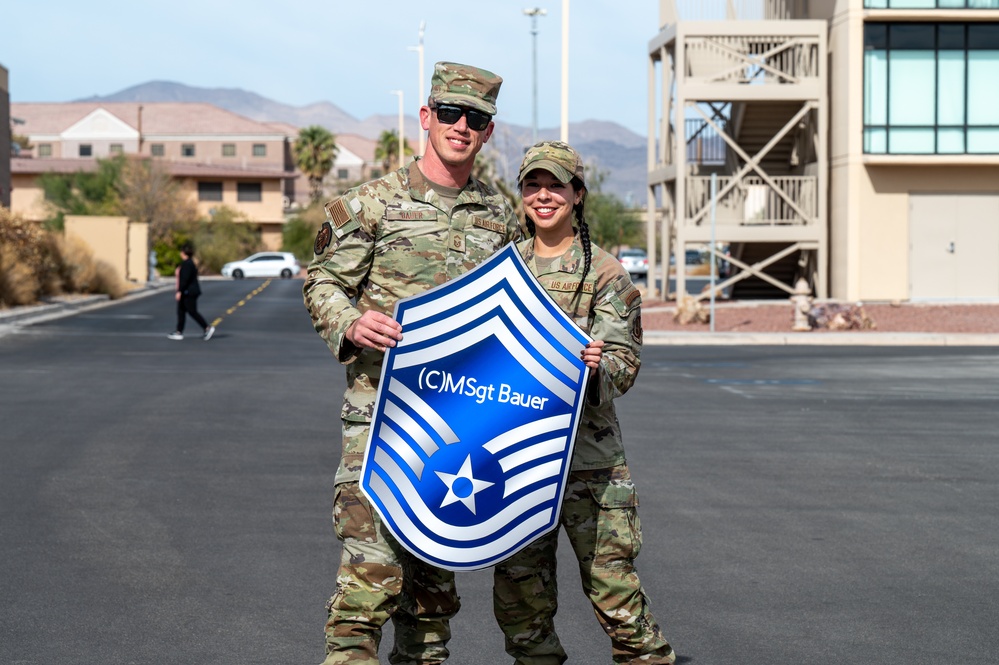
[{"xmin": 431, "ymin": 103, "xmax": 492, "ymax": 131}]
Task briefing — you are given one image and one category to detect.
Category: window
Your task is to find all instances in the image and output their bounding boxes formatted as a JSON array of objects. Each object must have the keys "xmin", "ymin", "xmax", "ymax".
[
  {"xmin": 237, "ymin": 182, "xmax": 262, "ymax": 202},
  {"xmin": 252, "ymin": 144, "xmax": 266, "ymax": 157},
  {"xmin": 198, "ymin": 182, "xmax": 224, "ymax": 202},
  {"xmin": 151, "ymin": 144, "xmax": 165, "ymax": 157},
  {"xmin": 222, "ymin": 144, "xmax": 236, "ymax": 157},
  {"xmin": 865, "ymin": 0, "xmax": 999, "ymax": 7},
  {"xmin": 110, "ymin": 144, "xmax": 124, "ymax": 155},
  {"xmin": 181, "ymin": 144, "xmax": 196, "ymax": 157},
  {"xmin": 38, "ymin": 144, "xmax": 52, "ymax": 157},
  {"xmin": 79, "ymin": 144, "xmax": 92, "ymax": 157},
  {"xmin": 864, "ymin": 23, "xmax": 999, "ymax": 154},
  {"xmin": 338, "ymin": 169, "xmax": 349, "ymax": 180}
]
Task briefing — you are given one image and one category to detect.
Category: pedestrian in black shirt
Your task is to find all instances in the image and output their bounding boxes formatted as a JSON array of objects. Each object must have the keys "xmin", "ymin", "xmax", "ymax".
[{"xmin": 168, "ymin": 244, "xmax": 215, "ymax": 341}]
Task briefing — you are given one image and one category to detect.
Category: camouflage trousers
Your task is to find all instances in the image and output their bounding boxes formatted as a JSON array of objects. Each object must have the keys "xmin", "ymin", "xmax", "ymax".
[
  {"xmin": 322, "ymin": 424, "xmax": 460, "ymax": 665},
  {"xmin": 493, "ymin": 465, "xmax": 674, "ymax": 665}
]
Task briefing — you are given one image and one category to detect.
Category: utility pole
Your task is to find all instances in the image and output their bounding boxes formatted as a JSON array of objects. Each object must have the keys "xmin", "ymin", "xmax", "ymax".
[
  {"xmin": 560, "ymin": 0, "xmax": 569, "ymax": 142},
  {"xmin": 408, "ymin": 21, "xmax": 426, "ymax": 157},
  {"xmin": 390, "ymin": 90, "xmax": 404, "ymax": 169},
  {"xmin": 523, "ymin": 8, "xmax": 547, "ymax": 145}
]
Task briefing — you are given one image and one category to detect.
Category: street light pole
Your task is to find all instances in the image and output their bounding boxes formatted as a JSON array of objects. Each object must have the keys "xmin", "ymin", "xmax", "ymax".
[
  {"xmin": 390, "ymin": 90, "xmax": 404, "ymax": 169},
  {"xmin": 408, "ymin": 20, "xmax": 426, "ymax": 157},
  {"xmin": 523, "ymin": 7, "xmax": 547, "ymax": 145},
  {"xmin": 560, "ymin": 0, "xmax": 569, "ymax": 142}
]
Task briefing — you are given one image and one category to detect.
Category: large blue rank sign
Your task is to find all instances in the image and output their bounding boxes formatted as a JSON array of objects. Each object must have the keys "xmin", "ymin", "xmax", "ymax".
[{"xmin": 360, "ymin": 243, "xmax": 591, "ymax": 571}]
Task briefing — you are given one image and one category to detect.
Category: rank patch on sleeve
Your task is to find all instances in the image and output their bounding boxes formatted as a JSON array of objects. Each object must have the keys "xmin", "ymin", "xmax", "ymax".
[
  {"xmin": 624, "ymin": 286, "xmax": 641, "ymax": 309},
  {"xmin": 314, "ymin": 221, "xmax": 333, "ymax": 255},
  {"xmin": 632, "ymin": 314, "xmax": 644, "ymax": 345},
  {"xmin": 325, "ymin": 198, "xmax": 352, "ymax": 229}
]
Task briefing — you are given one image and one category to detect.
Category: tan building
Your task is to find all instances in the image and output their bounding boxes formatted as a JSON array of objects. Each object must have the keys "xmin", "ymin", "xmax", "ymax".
[
  {"xmin": 649, "ymin": 0, "xmax": 999, "ymax": 302},
  {"xmin": 1, "ymin": 63, "xmax": 10, "ymax": 209},
  {"xmin": 10, "ymin": 102, "xmax": 295, "ymax": 248}
]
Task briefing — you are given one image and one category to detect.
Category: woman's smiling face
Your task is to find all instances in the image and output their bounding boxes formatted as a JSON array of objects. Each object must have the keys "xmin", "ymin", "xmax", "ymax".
[{"xmin": 521, "ymin": 169, "xmax": 583, "ymax": 235}]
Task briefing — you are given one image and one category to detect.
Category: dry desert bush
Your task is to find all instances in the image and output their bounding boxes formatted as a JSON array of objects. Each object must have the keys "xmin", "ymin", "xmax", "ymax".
[{"xmin": 0, "ymin": 207, "xmax": 127, "ymax": 307}]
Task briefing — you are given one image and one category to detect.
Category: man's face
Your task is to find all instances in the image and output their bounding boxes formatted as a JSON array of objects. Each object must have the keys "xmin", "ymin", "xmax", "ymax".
[{"xmin": 421, "ymin": 103, "xmax": 494, "ymax": 168}]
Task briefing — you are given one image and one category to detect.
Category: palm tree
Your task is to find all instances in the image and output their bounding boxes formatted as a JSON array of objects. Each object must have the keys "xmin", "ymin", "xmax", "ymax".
[
  {"xmin": 374, "ymin": 130, "xmax": 413, "ymax": 174},
  {"xmin": 293, "ymin": 126, "xmax": 338, "ymax": 205}
]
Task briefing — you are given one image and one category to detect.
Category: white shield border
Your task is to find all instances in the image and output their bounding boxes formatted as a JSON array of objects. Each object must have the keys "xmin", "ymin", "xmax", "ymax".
[{"xmin": 359, "ymin": 242, "xmax": 591, "ymax": 570}]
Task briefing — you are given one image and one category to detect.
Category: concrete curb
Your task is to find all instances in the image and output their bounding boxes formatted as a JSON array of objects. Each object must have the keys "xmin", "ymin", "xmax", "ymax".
[{"xmin": 0, "ymin": 281, "xmax": 173, "ymax": 327}]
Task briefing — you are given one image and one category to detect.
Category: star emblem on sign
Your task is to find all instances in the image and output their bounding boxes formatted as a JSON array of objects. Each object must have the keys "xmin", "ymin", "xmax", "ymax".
[{"xmin": 435, "ymin": 455, "xmax": 494, "ymax": 515}]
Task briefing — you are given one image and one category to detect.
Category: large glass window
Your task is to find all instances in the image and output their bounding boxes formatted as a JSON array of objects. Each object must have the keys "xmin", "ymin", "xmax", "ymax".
[{"xmin": 864, "ymin": 23, "xmax": 999, "ymax": 154}]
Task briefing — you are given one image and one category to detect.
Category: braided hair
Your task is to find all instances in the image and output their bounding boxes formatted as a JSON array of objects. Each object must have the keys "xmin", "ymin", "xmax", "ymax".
[{"xmin": 570, "ymin": 177, "xmax": 592, "ymax": 307}]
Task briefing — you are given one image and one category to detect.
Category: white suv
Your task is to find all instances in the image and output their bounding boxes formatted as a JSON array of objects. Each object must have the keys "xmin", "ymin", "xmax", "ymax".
[{"xmin": 221, "ymin": 252, "xmax": 301, "ymax": 279}]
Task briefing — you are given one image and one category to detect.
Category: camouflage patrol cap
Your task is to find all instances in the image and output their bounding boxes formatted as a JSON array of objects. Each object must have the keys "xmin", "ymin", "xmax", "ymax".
[
  {"xmin": 429, "ymin": 61, "xmax": 503, "ymax": 116},
  {"xmin": 517, "ymin": 140, "xmax": 586, "ymax": 188}
]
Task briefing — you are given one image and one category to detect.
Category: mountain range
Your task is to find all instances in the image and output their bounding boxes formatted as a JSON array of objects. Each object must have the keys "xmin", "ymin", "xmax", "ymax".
[{"xmin": 78, "ymin": 81, "xmax": 648, "ymax": 204}]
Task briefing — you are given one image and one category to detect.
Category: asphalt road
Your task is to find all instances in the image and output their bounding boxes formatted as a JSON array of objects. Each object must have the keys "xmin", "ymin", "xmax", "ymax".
[{"xmin": 1, "ymin": 279, "xmax": 997, "ymax": 665}]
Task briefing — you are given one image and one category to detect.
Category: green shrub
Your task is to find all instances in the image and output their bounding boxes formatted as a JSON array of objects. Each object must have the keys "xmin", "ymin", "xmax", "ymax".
[{"xmin": 282, "ymin": 204, "xmax": 327, "ymax": 262}]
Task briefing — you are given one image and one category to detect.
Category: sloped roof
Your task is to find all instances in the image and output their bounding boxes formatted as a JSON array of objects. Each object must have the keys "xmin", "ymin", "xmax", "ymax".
[
  {"xmin": 336, "ymin": 133, "xmax": 377, "ymax": 162},
  {"xmin": 12, "ymin": 102, "xmax": 285, "ymax": 137}
]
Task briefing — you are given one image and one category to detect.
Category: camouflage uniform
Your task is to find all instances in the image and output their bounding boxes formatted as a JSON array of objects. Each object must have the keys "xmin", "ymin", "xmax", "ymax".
[
  {"xmin": 493, "ymin": 145, "xmax": 674, "ymax": 664},
  {"xmin": 303, "ymin": 62, "xmax": 519, "ymax": 665}
]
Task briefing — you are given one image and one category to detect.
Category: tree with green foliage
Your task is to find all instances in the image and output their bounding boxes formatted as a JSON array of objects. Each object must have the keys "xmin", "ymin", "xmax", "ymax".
[
  {"xmin": 117, "ymin": 157, "xmax": 198, "ymax": 243},
  {"xmin": 579, "ymin": 168, "xmax": 642, "ymax": 251},
  {"xmin": 374, "ymin": 130, "xmax": 413, "ymax": 174},
  {"xmin": 154, "ymin": 206, "xmax": 262, "ymax": 276},
  {"xmin": 38, "ymin": 155, "xmax": 125, "ymax": 228},
  {"xmin": 293, "ymin": 125, "xmax": 338, "ymax": 205},
  {"xmin": 282, "ymin": 203, "xmax": 327, "ymax": 263},
  {"xmin": 37, "ymin": 155, "xmax": 196, "ymax": 241}
]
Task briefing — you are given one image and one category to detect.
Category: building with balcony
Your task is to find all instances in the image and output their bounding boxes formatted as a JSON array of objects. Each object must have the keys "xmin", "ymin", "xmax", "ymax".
[
  {"xmin": 9, "ymin": 102, "xmax": 295, "ymax": 249},
  {"xmin": 648, "ymin": 0, "xmax": 999, "ymax": 302}
]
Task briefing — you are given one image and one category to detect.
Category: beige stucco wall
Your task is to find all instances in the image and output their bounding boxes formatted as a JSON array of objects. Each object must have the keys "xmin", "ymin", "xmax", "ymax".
[
  {"xmin": 127, "ymin": 221, "xmax": 150, "ymax": 282},
  {"xmin": 830, "ymin": 0, "xmax": 999, "ymax": 301},
  {"xmin": 857, "ymin": 166, "xmax": 999, "ymax": 301},
  {"xmin": 829, "ymin": 0, "xmax": 864, "ymax": 301},
  {"xmin": 64, "ymin": 215, "xmax": 150, "ymax": 283},
  {"xmin": 10, "ymin": 174, "xmax": 49, "ymax": 222},
  {"xmin": 176, "ymin": 178, "xmax": 284, "ymax": 226}
]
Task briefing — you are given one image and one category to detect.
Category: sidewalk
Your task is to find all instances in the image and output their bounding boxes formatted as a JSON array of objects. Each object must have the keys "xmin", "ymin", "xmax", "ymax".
[{"xmin": 641, "ymin": 299, "xmax": 999, "ymax": 346}]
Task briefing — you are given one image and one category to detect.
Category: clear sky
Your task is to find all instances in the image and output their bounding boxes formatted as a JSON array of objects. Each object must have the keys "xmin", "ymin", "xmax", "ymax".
[{"xmin": 2, "ymin": 0, "xmax": 662, "ymax": 137}]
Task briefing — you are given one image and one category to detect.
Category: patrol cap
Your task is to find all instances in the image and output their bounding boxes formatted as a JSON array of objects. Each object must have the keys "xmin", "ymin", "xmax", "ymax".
[
  {"xmin": 517, "ymin": 140, "xmax": 586, "ymax": 188},
  {"xmin": 429, "ymin": 61, "xmax": 503, "ymax": 115}
]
